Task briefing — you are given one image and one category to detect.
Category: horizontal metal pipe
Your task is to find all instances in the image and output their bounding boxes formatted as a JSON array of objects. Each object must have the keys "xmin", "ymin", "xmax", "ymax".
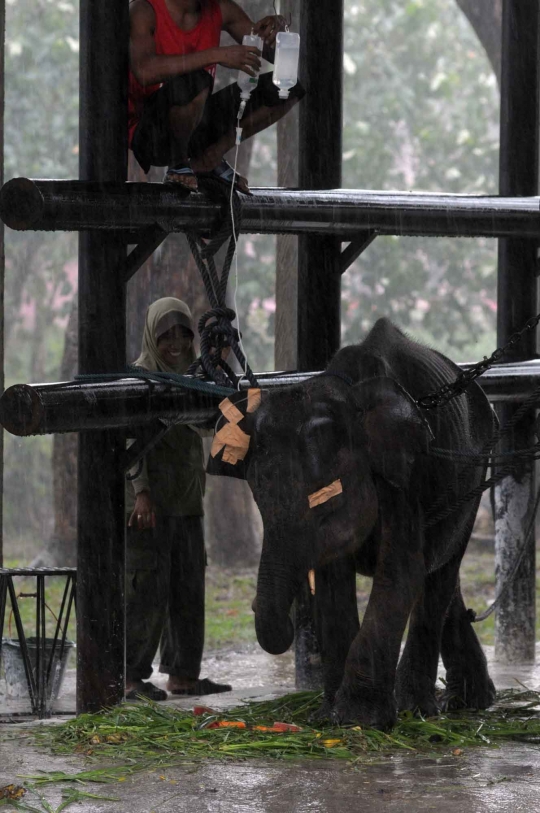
[
  {"xmin": 2, "ymin": 364, "xmax": 540, "ymax": 437},
  {"xmin": 2, "ymin": 178, "xmax": 540, "ymax": 238}
]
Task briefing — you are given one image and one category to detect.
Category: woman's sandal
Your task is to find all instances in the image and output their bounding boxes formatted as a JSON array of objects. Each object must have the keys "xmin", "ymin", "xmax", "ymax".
[
  {"xmin": 168, "ymin": 677, "xmax": 232, "ymax": 696},
  {"xmin": 204, "ymin": 159, "xmax": 251, "ymax": 195},
  {"xmin": 125, "ymin": 681, "xmax": 168, "ymax": 701},
  {"xmin": 163, "ymin": 162, "xmax": 198, "ymax": 192}
]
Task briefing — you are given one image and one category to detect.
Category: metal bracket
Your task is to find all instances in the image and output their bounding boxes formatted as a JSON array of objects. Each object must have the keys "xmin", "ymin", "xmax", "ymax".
[
  {"xmin": 339, "ymin": 230, "xmax": 378, "ymax": 274},
  {"xmin": 122, "ymin": 226, "xmax": 168, "ymax": 283},
  {"xmin": 121, "ymin": 419, "xmax": 173, "ymax": 474}
]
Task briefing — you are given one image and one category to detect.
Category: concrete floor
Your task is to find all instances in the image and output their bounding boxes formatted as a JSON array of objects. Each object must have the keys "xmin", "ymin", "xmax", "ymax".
[{"xmin": 2, "ymin": 646, "xmax": 540, "ymax": 812}]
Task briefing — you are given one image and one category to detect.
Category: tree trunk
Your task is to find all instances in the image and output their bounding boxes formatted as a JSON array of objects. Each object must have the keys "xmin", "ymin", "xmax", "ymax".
[
  {"xmin": 33, "ymin": 301, "xmax": 79, "ymax": 566},
  {"xmin": 456, "ymin": 0, "xmax": 502, "ymax": 83}
]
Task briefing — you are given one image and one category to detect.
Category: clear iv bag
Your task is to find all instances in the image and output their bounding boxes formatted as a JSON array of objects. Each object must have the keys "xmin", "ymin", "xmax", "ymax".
[
  {"xmin": 273, "ymin": 31, "xmax": 300, "ymax": 99},
  {"xmin": 237, "ymin": 34, "xmax": 264, "ymax": 101}
]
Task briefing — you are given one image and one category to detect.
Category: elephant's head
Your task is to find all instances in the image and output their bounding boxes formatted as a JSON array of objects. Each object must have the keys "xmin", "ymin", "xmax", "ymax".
[{"xmin": 208, "ymin": 375, "xmax": 432, "ymax": 655}]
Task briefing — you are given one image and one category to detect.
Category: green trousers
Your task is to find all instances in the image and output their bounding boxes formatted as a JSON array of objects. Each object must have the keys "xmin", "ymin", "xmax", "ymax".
[{"xmin": 126, "ymin": 515, "xmax": 206, "ymax": 682}]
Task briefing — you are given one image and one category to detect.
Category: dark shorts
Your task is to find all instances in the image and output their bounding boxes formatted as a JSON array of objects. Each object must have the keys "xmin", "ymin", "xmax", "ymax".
[{"xmin": 131, "ymin": 69, "xmax": 305, "ymax": 173}]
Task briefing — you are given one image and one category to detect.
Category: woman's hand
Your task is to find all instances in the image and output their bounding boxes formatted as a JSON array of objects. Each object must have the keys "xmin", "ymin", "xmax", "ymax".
[
  {"xmin": 128, "ymin": 490, "xmax": 156, "ymax": 530},
  {"xmin": 216, "ymin": 44, "xmax": 262, "ymax": 76},
  {"xmin": 253, "ymin": 15, "xmax": 287, "ymax": 48}
]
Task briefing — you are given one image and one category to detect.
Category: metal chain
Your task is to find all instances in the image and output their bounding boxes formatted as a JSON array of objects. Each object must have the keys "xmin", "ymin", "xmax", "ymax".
[
  {"xmin": 424, "ymin": 382, "xmax": 540, "ymax": 525},
  {"xmin": 417, "ymin": 312, "xmax": 540, "ymax": 409}
]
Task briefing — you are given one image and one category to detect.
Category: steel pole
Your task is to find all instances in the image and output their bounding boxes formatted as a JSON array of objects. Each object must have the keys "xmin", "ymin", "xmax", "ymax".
[
  {"xmin": 77, "ymin": 0, "xmax": 129, "ymax": 712},
  {"xmin": 495, "ymin": 0, "xmax": 540, "ymax": 663}
]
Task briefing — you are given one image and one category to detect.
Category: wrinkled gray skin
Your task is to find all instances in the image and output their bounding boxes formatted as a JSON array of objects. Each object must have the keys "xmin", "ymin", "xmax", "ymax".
[{"xmin": 245, "ymin": 318, "xmax": 496, "ymax": 729}]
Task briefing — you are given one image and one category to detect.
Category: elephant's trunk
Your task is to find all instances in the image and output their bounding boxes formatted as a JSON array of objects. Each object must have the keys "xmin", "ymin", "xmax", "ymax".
[{"xmin": 255, "ymin": 539, "xmax": 300, "ymax": 655}]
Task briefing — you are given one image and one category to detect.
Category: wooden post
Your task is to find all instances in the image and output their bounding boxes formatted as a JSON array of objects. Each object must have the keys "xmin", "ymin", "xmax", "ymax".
[
  {"xmin": 294, "ymin": 0, "xmax": 344, "ymax": 688},
  {"xmin": 495, "ymin": 0, "xmax": 539, "ymax": 663},
  {"xmin": 76, "ymin": 0, "xmax": 129, "ymax": 712},
  {"xmin": 0, "ymin": 0, "xmax": 4, "ymax": 567}
]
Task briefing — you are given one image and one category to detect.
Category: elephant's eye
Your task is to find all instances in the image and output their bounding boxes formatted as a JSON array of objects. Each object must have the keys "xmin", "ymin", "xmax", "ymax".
[{"xmin": 301, "ymin": 416, "xmax": 337, "ymax": 452}]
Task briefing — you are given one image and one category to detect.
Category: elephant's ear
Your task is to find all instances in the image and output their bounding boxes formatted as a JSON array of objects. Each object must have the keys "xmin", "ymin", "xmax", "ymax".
[
  {"xmin": 353, "ymin": 377, "xmax": 434, "ymax": 490},
  {"xmin": 206, "ymin": 388, "xmax": 262, "ymax": 480}
]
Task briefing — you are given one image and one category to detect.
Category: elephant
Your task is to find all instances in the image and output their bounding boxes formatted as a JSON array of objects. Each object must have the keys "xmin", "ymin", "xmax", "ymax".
[{"xmin": 209, "ymin": 317, "xmax": 496, "ymax": 729}]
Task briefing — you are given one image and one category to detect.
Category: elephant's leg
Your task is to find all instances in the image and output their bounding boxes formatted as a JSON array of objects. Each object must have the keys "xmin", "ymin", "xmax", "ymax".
[
  {"xmin": 440, "ymin": 578, "xmax": 495, "ymax": 710},
  {"xmin": 311, "ymin": 555, "xmax": 360, "ymax": 720},
  {"xmin": 333, "ymin": 487, "xmax": 425, "ymax": 730},
  {"xmin": 395, "ymin": 556, "xmax": 461, "ymax": 717}
]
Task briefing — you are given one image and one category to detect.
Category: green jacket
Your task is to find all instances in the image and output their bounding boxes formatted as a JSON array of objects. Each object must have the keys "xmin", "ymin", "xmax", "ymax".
[{"xmin": 125, "ymin": 423, "xmax": 205, "ymax": 517}]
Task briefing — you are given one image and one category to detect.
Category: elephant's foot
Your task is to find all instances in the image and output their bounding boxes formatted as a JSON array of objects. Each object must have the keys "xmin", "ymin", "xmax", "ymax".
[
  {"xmin": 308, "ymin": 695, "xmax": 334, "ymax": 724},
  {"xmin": 331, "ymin": 686, "xmax": 397, "ymax": 730},
  {"xmin": 395, "ymin": 668, "xmax": 440, "ymax": 717},
  {"xmin": 440, "ymin": 669, "xmax": 496, "ymax": 711}
]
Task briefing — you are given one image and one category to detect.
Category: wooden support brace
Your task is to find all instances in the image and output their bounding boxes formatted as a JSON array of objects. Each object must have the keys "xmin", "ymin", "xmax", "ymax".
[
  {"xmin": 121, "ymin": 419, "xmax": 173, "ymax": 473},
  {"xmin": 123, "ymin": 227, "xmax": 168, "ymax": 283},
  {"xmin": 339, "ymin": 230, "xmax": 378, "ymax": 274}
]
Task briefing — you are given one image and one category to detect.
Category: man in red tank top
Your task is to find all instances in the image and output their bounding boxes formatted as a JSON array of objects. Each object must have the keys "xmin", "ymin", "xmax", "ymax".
[{"xmin": 129, "ymin": 0, "xmax": 304, "ymax": 192}]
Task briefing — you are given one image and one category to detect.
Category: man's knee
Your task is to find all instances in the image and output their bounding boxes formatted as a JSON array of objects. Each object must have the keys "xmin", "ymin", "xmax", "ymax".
[
  {"xmin": 163, "ymin": 70, "xmax": 213, "ymax": 110},
  {"xmin": 170, "ymin": 85, "xmax": 210, "ymax": 114}
]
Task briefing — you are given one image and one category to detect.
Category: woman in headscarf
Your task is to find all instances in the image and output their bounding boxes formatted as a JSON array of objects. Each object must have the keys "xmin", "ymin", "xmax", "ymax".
[{"xmin": 125, "ymin": 297, "xmax": 232, "ymax": 700}]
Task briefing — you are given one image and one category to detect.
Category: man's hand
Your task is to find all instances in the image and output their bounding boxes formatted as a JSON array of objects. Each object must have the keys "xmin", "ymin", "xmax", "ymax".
[
  {"xmin": 253, "ymin": 15, "xmax": 287, "ymax": 48},
  {"xmin": 217, "ymin": 44, "xmax": 262, "ymax": 76},
  {"xmin": 128, "ymin": 490, "xmax": 156, "ymax": 530}
]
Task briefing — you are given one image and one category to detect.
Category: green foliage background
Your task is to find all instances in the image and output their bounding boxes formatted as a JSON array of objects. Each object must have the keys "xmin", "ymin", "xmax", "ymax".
[{"xmin": 3, "ymin": 0, "xmax": 500, "ymax": 552}]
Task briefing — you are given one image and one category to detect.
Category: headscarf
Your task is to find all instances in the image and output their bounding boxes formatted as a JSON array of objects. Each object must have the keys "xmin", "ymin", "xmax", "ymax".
[{"xmin": 133, "ymin": 297, "xmax": 196, "ymax": 374}]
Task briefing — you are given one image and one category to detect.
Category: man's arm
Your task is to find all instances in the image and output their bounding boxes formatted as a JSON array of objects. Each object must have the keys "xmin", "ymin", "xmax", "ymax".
[
  {"xmin": 220, "ymin": 0, "xmax": 286, "ymax": 61},
  {"xmin": 130, "ymin": 0, "xmax": 261, "ymax": 87}
]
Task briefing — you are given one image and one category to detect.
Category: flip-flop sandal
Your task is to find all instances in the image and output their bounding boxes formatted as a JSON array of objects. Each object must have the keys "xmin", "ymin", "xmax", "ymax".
[
  {"xmin": 125, "ymin": 681, "xmax": 168, "ymax": 701},
  {"xmin": 168, "ymin": 677, "xmax": 232, "ymax": 696},
  {"xmin": 205, "ymin": 159, "xmax": 251, "ymax": 195},
  {"xmin": 164, "ymin": 163, "xmax": 198, "ymax": 191}
]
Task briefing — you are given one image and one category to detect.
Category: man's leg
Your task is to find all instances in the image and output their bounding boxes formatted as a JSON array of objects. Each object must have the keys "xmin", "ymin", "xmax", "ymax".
[
  {"xmin": 130, "ymin": 70, "xmax": 214, "ymax": 186},
  {"xmin": 165, "ymin": 86, "xmax": 210, "ymax": 187},
  {"xmin": 190, "ymin": 96, "xmax": 298, "ymax": 174},
  {"xmin": 189, "ymin": 72, "xmax": 304, "ymax": 188}
]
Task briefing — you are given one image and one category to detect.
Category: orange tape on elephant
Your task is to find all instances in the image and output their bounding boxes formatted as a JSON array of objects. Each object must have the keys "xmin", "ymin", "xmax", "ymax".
[
  {"xmin": 211, "ymin": 422, "xmax": 251, "ymax": 465},
  {"xmin": 308, "ymin": 479, "xmax": 343, "ymax": 509}
]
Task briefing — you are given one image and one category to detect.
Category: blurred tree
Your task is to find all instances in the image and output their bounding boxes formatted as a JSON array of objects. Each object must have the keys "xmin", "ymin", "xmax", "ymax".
[
  {"xmin": 3, "ymin": 0, "xmax": 78, "ymax": 551},
  {"xmin": 340, "ymin": 0, "xmax": 500, "ymax": 361}
]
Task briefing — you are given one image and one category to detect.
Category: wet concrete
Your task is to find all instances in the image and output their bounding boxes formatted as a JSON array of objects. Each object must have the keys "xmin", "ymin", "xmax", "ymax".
[{"xmin": 2, "ymin": 645, "xmax": 540, "ymax": 812}]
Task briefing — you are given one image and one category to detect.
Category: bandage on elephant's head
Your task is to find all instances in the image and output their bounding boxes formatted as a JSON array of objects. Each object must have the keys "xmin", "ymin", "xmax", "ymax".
[{"xmin": 207, "ymin": 388, "xmax": 262, "ymax": 479}]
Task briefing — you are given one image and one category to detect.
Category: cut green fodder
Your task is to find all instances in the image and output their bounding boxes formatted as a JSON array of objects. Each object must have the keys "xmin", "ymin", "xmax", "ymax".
[
  {"xmin": 27, "ymin": 689, "xmax": 540, "ymax": 775},
  {"xmin": 0, "ymin": 786, "xmax": 119, "ymax": 813}
]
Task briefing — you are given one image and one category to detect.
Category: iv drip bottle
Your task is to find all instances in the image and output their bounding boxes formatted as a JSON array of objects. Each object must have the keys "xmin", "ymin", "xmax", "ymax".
[
  {"xmin": 237, "ymin": 33, "xmax": 264, "ymax": 101},
  {"xmin": 272, "ymin": 31, "xmax": 300, "ymax": 99}
]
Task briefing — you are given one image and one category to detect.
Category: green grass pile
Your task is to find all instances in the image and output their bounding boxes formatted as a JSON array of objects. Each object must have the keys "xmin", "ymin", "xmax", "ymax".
[{"xmin": 29, "ymin": 688, "xmax": 540, "ymax": 774}]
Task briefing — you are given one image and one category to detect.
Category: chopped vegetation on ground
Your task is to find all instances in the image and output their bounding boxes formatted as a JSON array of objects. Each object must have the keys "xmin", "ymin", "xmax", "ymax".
[{"xmin": 21, "ymin": 689, "xmax": 540, "ymax": 777}]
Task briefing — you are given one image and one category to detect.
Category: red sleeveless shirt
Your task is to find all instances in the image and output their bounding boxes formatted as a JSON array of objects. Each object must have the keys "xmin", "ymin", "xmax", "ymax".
[{"xmin": 128, "ymin": 0, "xmax": 223, "ymax": 144}]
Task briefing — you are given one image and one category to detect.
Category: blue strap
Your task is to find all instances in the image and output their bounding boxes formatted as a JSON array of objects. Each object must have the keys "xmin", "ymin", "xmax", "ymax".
[{"xmin": 74, "ymin": 367, "xmax": 234, "ymax": 397}]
